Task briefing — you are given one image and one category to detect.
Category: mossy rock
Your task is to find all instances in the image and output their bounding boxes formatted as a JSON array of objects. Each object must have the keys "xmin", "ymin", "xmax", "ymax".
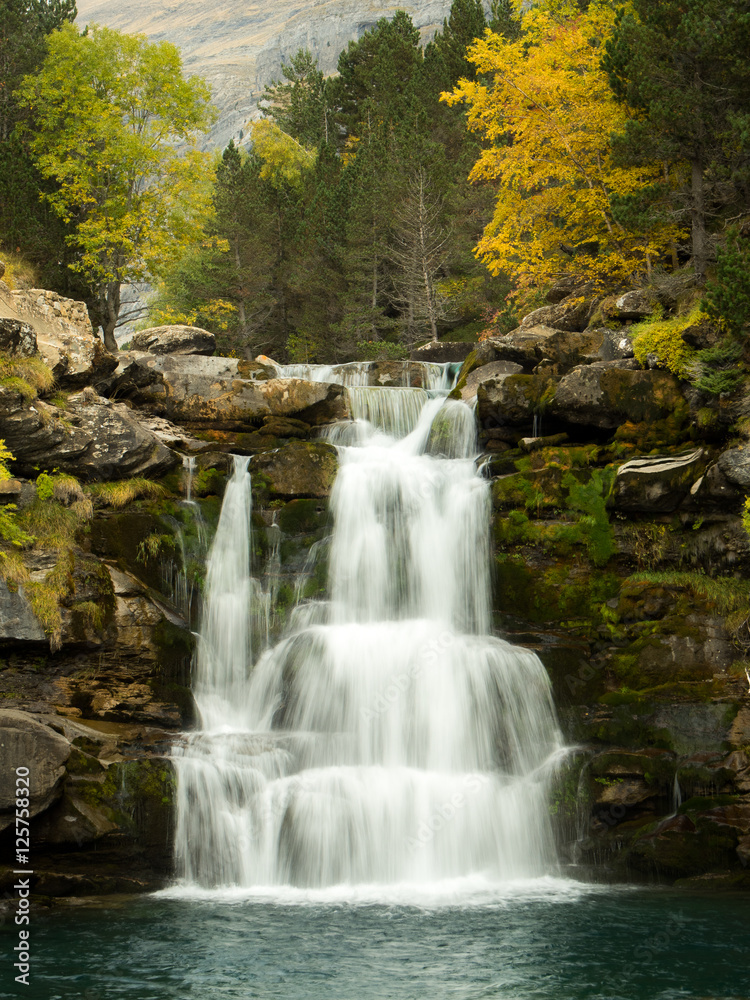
[
  {"xmin": 250, "ymin": 441, "xmax": 338, "ymax": 498},
  {"xmin": 276, "ymin": 499, "xmax": 329, "ymax": 535},
  {"xmin": 492, "ymin": 466, "xmax": 564, "ymax": 511},
  {"xmin": 493, "ymin": 553, "xmax": 619, "ymax": 627},
  {"xmin": 627, "ymin": 813, "xmax": 740, "ymax": 877}
]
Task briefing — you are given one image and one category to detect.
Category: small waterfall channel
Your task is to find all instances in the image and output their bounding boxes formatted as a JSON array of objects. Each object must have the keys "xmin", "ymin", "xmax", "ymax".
[{"xmin": 173, "ymin": 379, "xmax": 565, "ymax": 896}]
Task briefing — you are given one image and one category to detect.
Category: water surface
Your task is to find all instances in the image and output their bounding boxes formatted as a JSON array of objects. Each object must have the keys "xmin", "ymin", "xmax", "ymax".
[{"xmin": 7, "ymin": 883, "xmax": 749, "ymax": 1000}]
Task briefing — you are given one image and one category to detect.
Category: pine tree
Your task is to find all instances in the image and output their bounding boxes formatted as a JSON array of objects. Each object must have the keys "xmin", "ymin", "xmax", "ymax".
[
  {"xmin": 389, "ymin": 169, "xmax": 449, "ymax": 345},
  {"xmin": 261, "ymin": 49, "xmax": 331, "ymax": 147},
  {"xmin": 602, "ymin": 0, "xmax": 750, "ymax": 277}
]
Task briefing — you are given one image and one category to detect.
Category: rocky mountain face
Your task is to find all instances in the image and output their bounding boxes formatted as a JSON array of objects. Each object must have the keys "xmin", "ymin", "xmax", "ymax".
[{"xmin": 75, "ymin": 0, "xmax": 454, "ymax": 148}]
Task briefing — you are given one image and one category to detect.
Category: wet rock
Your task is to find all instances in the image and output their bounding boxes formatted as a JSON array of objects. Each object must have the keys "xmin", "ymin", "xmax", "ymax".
[
  {"xmin": 548, "ymin": 362, "xmax": 683, "ymax": 429},
  {"xmin": 477, "ymin": 373, "xmax": 541, "ymax": 428},
  {"xmin": 251, "ymin": 440, "xmax": 338, "ymax": 497},
  {"xmin": 261, "ymin": 415, "xmax": 311, "ymax": 438},
  {"xmin": 685, "ymin": 464, "xmax": 741, "ymax": 508},
  {"xmin": 131, "ymin": 355, "xmax": 349, "ymax": 427},
  {"xmin": 128, "ymin": 324, "xmax": 216, "ymax": 356},
  {"xmin": 612, "ymin": 448, "xmax": 706, "ymax": 513},
  {"xmin": 0, "ymin": 710, "xmax": 71, "ymax": 831},
  {"xmin": 0, "ymin": 318, "xmax": 37, "ymax": 357}
]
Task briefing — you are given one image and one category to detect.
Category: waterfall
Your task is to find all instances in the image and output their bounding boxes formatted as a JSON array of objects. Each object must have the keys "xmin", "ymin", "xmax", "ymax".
[
  {"xmin": 272, "ymin": 361, "xmax": 372, "ymax": 386},
  {"xmin": 173, "ymin": 385, "xmax": 564, "ymax": 894}
]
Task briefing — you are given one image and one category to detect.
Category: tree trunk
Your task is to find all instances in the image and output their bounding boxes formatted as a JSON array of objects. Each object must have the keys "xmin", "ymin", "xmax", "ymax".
[
  {"xmin": 691, "ymin": 156, "xmax": 707, "ymax": 280},
  {"xmin": 99, "ymin": 281, "xmax": 121, "ymax": 353}
]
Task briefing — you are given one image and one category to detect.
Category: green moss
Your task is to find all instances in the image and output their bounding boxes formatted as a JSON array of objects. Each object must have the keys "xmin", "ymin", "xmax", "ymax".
[
  {"xmin": 629, "ymin": 305, "xmax": 703, "ymax": 378},
  {"xmin": 277, "ymin": 499, "xmax": 328, "ymax": 535},
  {"xmin": 192, "ymin": 467, "xmax": 226, "ymax": 497}
]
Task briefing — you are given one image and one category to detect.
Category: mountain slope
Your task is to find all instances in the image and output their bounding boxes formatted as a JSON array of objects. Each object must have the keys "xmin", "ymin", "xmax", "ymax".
[{"xmin": 76, "ymin": 0, "xmax": 454, "ymax": 148}]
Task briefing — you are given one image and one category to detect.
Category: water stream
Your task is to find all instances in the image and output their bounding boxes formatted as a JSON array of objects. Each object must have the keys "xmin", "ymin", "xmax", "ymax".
[{"xmin": 173, "ymin": 380, "xmax": 565, "ymax": 896}]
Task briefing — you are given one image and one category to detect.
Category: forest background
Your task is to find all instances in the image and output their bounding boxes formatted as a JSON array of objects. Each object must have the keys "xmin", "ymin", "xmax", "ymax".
[{"xmin": 3, "ymin": 0, "xmax": 750, "ymax": 367}]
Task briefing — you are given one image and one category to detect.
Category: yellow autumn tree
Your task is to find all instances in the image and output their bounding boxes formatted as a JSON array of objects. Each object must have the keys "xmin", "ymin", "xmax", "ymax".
[{"xmin": 444, "ymin": 0, "xmax": 685, "ymax": 297}]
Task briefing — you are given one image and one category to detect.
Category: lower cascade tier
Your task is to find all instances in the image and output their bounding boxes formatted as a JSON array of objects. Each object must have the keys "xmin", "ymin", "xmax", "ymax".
[{"xmin": 175, "ymin": 753, "xmax": 561, "ymax": 889}]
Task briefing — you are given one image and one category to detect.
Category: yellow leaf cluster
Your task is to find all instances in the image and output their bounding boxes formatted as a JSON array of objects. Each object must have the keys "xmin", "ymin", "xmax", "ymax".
[
  {"xmin": 444, "ymin": 2, "xmax": 685, "ymax": 294},
  {"xmin": 250, "ymin": 120, "xmax": 315, "ymax": 189}
]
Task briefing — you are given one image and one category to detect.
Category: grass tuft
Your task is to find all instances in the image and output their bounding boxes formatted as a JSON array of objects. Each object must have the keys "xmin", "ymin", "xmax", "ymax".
[{"xmin": 89, "ymin": 478, "xmax": 168, "ymax": 509}]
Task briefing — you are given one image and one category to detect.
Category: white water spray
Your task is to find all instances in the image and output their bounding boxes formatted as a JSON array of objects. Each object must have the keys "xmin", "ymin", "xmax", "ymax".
[{"xmin": 174, "ymin": 382, "xmax": 564, "ymax": 893}]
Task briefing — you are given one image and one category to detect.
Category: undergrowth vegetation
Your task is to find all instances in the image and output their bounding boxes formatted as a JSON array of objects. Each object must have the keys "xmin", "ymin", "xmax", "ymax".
[
  {"xmin": 90, "ymin": 478, "xmax": 168, "ymax": 508},
  {"xmin": 0, "ymin": 353, "xmax": 55, "ymax": 402}
]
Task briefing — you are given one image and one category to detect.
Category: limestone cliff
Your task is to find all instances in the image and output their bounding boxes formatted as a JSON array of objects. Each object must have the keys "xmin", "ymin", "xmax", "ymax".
[{"xmin": 75, "ymin": 0, "xmax": 454, "ymax": 148}]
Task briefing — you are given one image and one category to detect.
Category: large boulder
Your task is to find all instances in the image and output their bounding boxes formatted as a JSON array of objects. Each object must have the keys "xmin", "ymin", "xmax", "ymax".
[
  {"xmin": 410, "ymin": 341, "xmax": 474, "ymax": 363},
  {"xmin": 717, "ymin": 445, "xmax": 750, "ymax": 490},
  {"xmin": 486, "ymin": 326, "xmax": 559, "ymax": 368},
  {"xmin": 0, "ymin": 281, "xmax": 117, "ymax": 387},
  {"xmin": 610, "ymin": 288, "xmax": 660, "ymax": 321},
  {"xmin": 592, "ymin": 328, "xmax": 636, "ymax": 362},
  {"xmin": 476, "ymin": 372, "xmax": 542, "ymax": 428},
  {"xmin": 460, "ymin": 360, "xmax": 523, "ymax": 402},
  {"xmin": 0, "ymin": 710, "xmax": 71, "ymax": 831},
  {"xmin": 548, "ymin": 361, "xmax": 684, "ymax": 429},
  {"xmin": 520, "ymin": 294, "xmax": 591, "ymax": 332},
  {"xmin": 0, "ymin": 386, "xmax": 177, "ymax": 480},
  {"xmin": 251, "ymin": 440, "xmax": 338, "ymax": 497},
  {"xmin": 128, "ymin": 324, "xmax": 216, "ymax": 356},
  {"xmin": 612, "ymin": 449, "xmax": 706, "ymax": 513},
  {"xmin": 131, "ymin": 355, "xmax": 350, "ymax": 427}
]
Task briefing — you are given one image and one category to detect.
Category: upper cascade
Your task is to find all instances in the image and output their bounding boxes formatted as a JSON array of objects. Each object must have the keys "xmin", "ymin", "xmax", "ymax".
[{"xmin": 173, "ymin": 379, "xmax": 564, "ymax": 894}]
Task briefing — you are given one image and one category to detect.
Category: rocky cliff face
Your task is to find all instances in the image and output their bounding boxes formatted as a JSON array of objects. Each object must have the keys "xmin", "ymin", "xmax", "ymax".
[{"xmin": 75, "ymin": 0, "xmax": 454, "ymax": 148}]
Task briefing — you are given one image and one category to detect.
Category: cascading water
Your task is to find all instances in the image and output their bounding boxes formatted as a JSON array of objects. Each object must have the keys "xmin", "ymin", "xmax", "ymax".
[{"xmin": 173, "ymin": 382, "xmax": 565, "ymax": 895}]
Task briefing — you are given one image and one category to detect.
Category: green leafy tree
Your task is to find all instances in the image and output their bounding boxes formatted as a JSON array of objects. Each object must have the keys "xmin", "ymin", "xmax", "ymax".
[
  {"xmin": 602, "ymin": 0, "xmax": 750, "ymax": 277},
  {"xmin": 17, "ymin": 23, "xmax": 215, "ymax": 351}
]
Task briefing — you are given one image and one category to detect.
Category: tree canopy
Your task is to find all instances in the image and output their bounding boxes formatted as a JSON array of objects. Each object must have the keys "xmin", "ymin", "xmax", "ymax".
[
  {"xmin": 445, "ymin": 1, "xmax": 684, "ymax": 295},
  {"xmin": 17, "ymin": 22, "xmax": 215, "ymax": 350}
]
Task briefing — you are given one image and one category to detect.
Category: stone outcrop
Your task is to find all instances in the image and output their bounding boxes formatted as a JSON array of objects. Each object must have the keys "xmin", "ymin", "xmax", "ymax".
[
  {"xmin": 460, "ymin": 360, "xmax": 523, "ymax": 402},
  {"xmin": 548, "ymin": 362, "xmax": 684, "ymax": 429},
  {"xmin": 128, "ymin": 324, "xmax": 216, "ymax": 356},
  {"xmin": 0, "ymin": 710, "xmax": 71, "ymax": 831},
  {"xmin": 410, "ymin": 341, "xmax": 474, "ymax": 363},
  {"xmin": 0, "ymin": 280, "xmax": 117, "ymax": 387},
  {"xmin": 0, "ymin": 318, "xmax": 37, "ymax": 358},
  {"xmin": 127, "ymin": 354, "xmax": 350, "ymax": 427},
  {"xmin": 612, "ymin": 449, "xmax": 706, "ymax": 513},
  {"xmin": 0, "ymin": 386, "xmax": 177, "ymax": 480}
]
